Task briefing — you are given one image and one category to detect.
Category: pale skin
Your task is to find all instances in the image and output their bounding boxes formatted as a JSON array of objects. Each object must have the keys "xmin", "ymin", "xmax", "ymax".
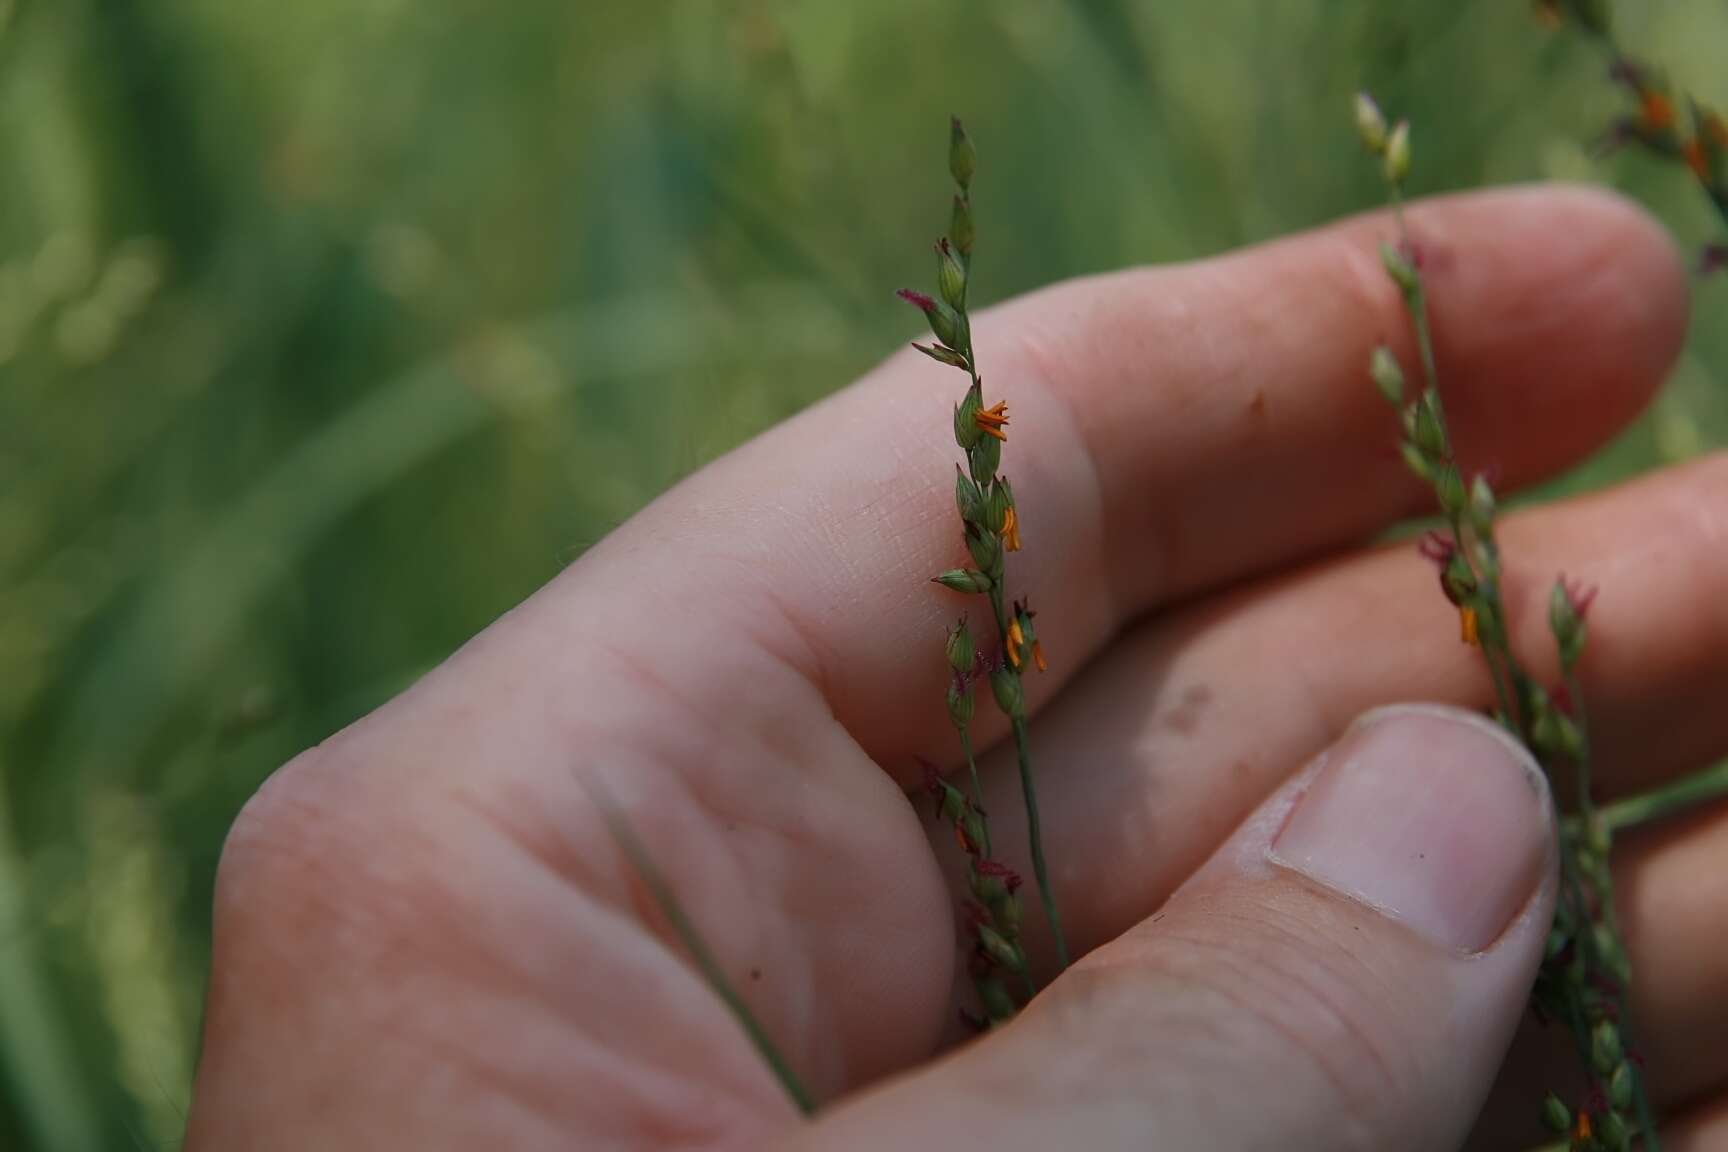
[{"xmin": 186, "ymin": 186, "xmax": 1728, "ymax": 1150}]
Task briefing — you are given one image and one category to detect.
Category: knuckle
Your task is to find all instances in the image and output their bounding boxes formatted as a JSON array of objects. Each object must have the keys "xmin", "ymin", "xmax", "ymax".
[{"xmin": 212, "ymin": 736, "xmax": 406, "ymax": 951}]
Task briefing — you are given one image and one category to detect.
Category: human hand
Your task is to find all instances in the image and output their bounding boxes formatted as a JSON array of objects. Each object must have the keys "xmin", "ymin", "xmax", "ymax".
[{"xmin": 185, "ymin": 186, "xmax": 1728, "ymax": 1151}]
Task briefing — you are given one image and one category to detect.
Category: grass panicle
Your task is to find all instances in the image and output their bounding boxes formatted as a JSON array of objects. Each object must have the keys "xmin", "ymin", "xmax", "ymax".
[
  {"xmin": 1538, "ymin": 0, "xmax": 1728, "ymax": 273},
  {"xmin": 1356, "ymin": 92, "xmax": 1659, "ymax": 1152},
  {"xmin": 902, "ymin": 120, "xmax": 1071, "ymax": 1020}
]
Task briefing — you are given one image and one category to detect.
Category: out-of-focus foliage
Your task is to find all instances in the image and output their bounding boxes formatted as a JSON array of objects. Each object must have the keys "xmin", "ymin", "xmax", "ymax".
[{"xmin": 1, "ymin": 1, "xmax": 1724, "ymax": 1147}]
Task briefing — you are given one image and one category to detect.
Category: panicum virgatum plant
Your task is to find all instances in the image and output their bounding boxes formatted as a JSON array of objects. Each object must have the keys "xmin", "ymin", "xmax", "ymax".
[
  {"xmin": 1357, "ymin": 91, "xmax": 1660, "ymax": 1152},
  {"xmin": 1537, "ymin": 0, "xmax": 1728, "ymax": 274},
  {"xmin": 898, "ymin": 119, "xmax": 1069, "ymax": 1026}
]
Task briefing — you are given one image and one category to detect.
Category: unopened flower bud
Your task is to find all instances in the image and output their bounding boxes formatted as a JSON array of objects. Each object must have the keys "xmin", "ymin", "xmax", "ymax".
[
  {"xmin": 898, "ymin": 287, "xmax": 961, "ymax": 347},
  {"xmin": 1435, "ymin": 464, "xmax": 1466, "ymax": 518},
  {"xmin": 1587, "ymin": 813, "xmax": 1611, "ymax": 858},
  {"xmin": 1468, "ymin": 473, "xmax": 1496, "ymax": 535},
  {"xmin": 955, "ymin": 389, "xmax": 984, "ymax": 450},
  {"xmin": 1369, "ymin": 344, "xmax": 1404, "ymax": 405},
  {"xmin": 990, "ymin": 665, "xmax": 1023, "ymax": 715},
  {"xmin": 969, "ymin": 427, "xmax": 1001, "ymax": 485},
  {"xmin": 950, "ymin": 195, "xmax": 975, "ymax": 258},
  {"xmin": 1595, "ymin": 922, "xmax": 1630, "ymax": 981},
  {"xmin": 1597, "ymin": 1110, "xmax": 1630, "ymax": 1152},
  {"xmin": 1411, "ymin": 392, "xmax": 1447, "ymax": 458},
  {"xmin": 937, "ymin": 239, "xmax": 967, "ymax": 310},
  {"xmin": 1550, "ymin": 575, "xmax": 1596, "ymax": 671},
  {"xmin": 1399, "ymin": 440, "xmax": 1434, "ymax": 481},
  {"xmin": 927, "ymin": 771, "xmax": 967, "ymax": 824},
  {"xmin": 955, "ymin": 466, "xmax": 985, "ymax": 524},
  {"xmin": 1380, "ymin": 241, "xmax": 1420, "ymax": 296},
  {"xmin": 1573, "ymin": 0, "xmax": 1613, "ymax": 36},
  {"xmin": 946, "ymin": 617, "xmax": 976, "ymax": 673},
  {"xmin": 984, "ymin": 477, "xmax": 1013, "ymax": 535},
  {"xmin": 977, "ymin": 976, "xmax": 1015, "ymax": 1023},
  {"xmin": 965, "ymin": 521, "xmax": 1001, "ymax": 571},
  {"xmin": 946, "ymin": 679, "xmax": 974, "ymax": 729},
  {"xmin": 975, "ymin": 923, "xmax": 1023, "ymax": 971},
  {"xmin": 1608, "ymin": 1062, "xmax": 1634, "ymax": 1112},
  {"xmin": 974, "ymin": 862, "xmax": 1023, "ymax": 933},
  {"xmin": 1384, "ymin": 119, "xmax": 1411, "ymax": 184},
  {"xmin": 1439, "ymin": 551, "xmax": 1476, "ymax": 606},
  {"xmin": 971, "ymin": 858, "xmax": 1020, "ymax": 903},
  {"xmin": 991, "ymin": 888, "xmax": 1020, "ymax": 934},
  {"xmin": 1541, "ymin": 1093, "xmax": 1571, "ymax": 1135},
  {"xmin": 1355, "ymin": 91, "xmax": 1388, "ymax": 152},
  {"xmin": 913, "ymin": 341, "xmax": 970, "ymax": 370},
  {"xmin": 959, "ymin": 807, "xmax": 988, "ymax": 856},
  {"xmin": 1591, "ymin": 1020, "xmax": 1623, "ymax": 1077},
  {"xmin": 933, "ymin": 568, "xmax": 993, "ymax": 594},
  {"xmin": 949, "ymin": 117, "xmax": 976, "ymax": 190}
]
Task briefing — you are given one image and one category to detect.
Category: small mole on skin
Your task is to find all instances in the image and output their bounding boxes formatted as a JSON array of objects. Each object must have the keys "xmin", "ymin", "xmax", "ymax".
[
  {"xmin": 1247, "ymin": 391, "xmax": 1267, "ymax": 420},
  {"xmin": 750, "ymin": 968, "xmax": 762, "ymax": 982}
]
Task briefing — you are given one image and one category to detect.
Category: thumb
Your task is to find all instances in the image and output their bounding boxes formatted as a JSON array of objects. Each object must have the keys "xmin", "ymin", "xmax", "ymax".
[{"xmin": 794, "ymin": 704, "xmax": 1558, "ymax": 1152}]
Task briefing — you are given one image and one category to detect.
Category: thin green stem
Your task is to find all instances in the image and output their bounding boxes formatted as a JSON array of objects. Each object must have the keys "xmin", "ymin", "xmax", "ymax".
[
  {"xmin": 1565, "ymin": 670, "xmax": 1597, "ymax": 828},
  {"xmin": 985, "ymin": 585, "xmax": 1069, "ymax": 973},
  {"xmin": 1394, "ymin": 191, "xmax": 1529, "ymax": 739},
  {"xmin": 1011, "ymin": 713, "xmax": 1068, "ymax": 972},
  {"xmin": 1390, "ymin": 190, "xmax": 1441, "ymax": 392},
  {"xmin": 594, "ymin": 790, "xmax": 815, "ymax": 1115},
  {"xmin": 1585, "ymin": 759, "xmax": 1728, "ymax": 836}
]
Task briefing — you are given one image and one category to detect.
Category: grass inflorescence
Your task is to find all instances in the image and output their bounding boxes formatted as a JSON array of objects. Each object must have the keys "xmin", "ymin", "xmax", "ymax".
[
  {"xmin": 1537, "ymin": 0, "xmax": 1728, "ymax": 273},
  {"xmin": 901, "ymin": 120, "xmax": 1070, "ymax": 1023},
  {"xmin": 1357, "ymin": 91, "xmax": 1659, "ymax": 1152}
]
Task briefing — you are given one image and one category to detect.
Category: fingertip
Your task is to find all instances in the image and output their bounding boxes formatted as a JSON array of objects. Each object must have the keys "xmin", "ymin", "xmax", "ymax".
[
  {"xmin": 1391, "ymin": 184, "xmax": 1687, "ymax": 486},
  {"xmin": 1521, "ymin": 182, "xmax": 1690, "ymax": 390}
]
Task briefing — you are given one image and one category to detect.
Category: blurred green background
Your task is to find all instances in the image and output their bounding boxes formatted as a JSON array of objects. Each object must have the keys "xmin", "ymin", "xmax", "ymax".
[{"xmin": 2, "ymin": 1, "xmax": 1726, "ymax": 1147}]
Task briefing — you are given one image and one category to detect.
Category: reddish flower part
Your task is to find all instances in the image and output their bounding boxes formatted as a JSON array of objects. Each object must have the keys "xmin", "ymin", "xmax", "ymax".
[
  {"xmin": 1608, "ymin": 57, "xmax": 1646, "ymax": 90},
  {"xmin": 1640, "ymin": 92, "xmax": 1676, "ymax": 132},
  {"xmin": 1560, "ymin": 574, "xmax": 1599, "ymax": 621},
  {"xmin": 1552, "ymin": 680, "xmax": 1574, "ymax": 717},
  {"xmin": 1686, "ymin": 137, "xmax": 1709, "ymax": 180},
  {"xmin": 1597, "ymin": 118, "xmax": 1637, "ymax": 157},
  {"xmin": 918, "ymin": 757, "xmax": 944, "ymax": 798},
  {"xmin": 896, "ymin": 288, "xmax": 938, "ymax": 314},
  {"xmin": 1708, "ymin": 113, "xmax": 1728, "ymax": 149},
  {"xmin": 1417, "ymin": 530, "xmax": 1455, "ymax": 566},
  {"xmin": 975, "ymin": 858, "xmax": 1023, "ymax": 892},
  {"xmin": 954, "ymin": 820, "xmax": 978, "ymax": 855}
]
